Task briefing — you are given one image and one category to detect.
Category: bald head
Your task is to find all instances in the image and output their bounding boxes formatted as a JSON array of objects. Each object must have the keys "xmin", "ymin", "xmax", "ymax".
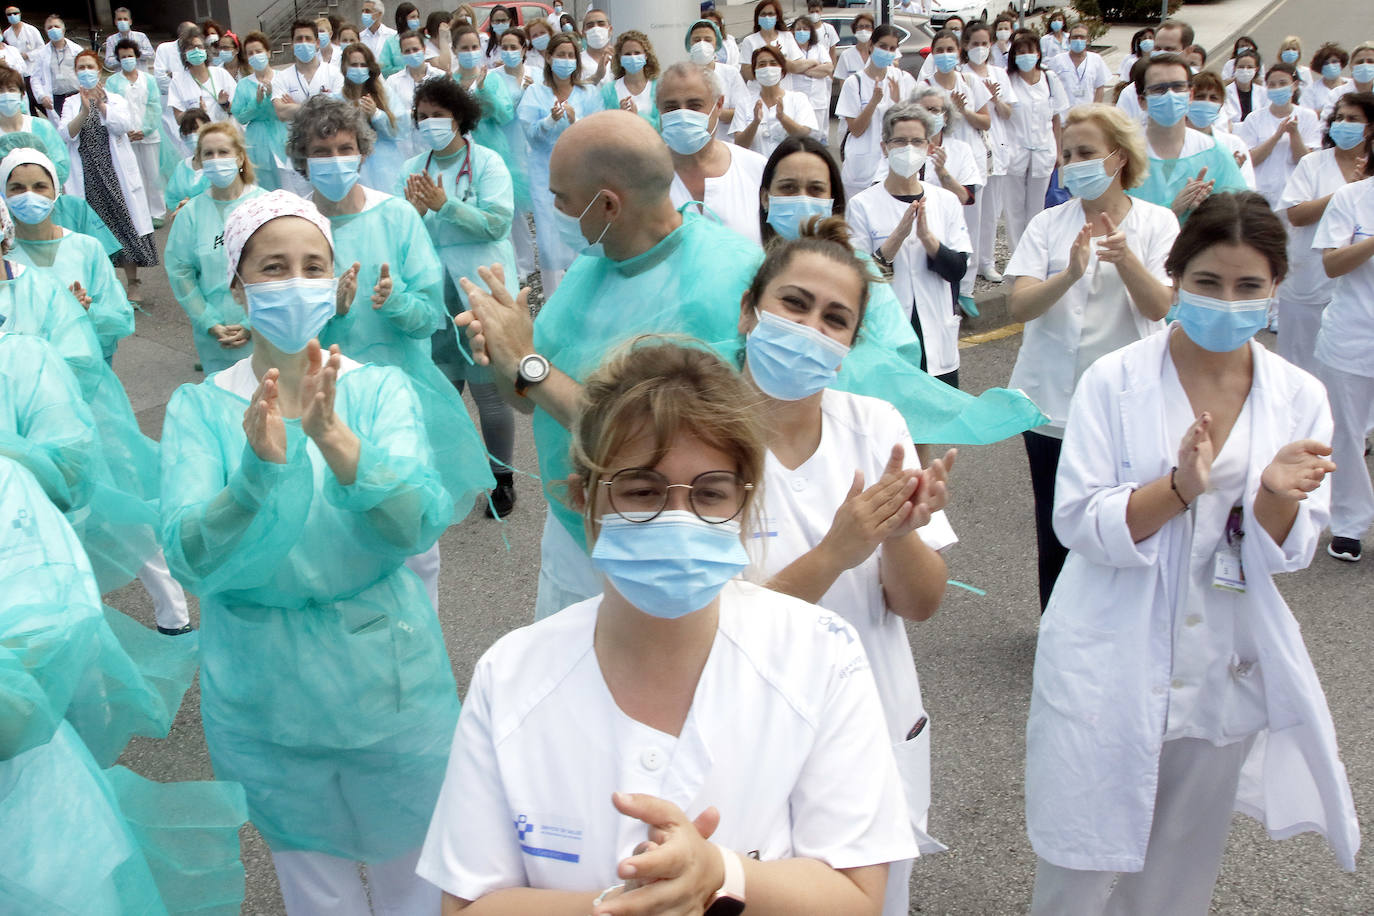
[{"xmin": 550, "ymin": 109, "xmax": 674, "ymax": 207}]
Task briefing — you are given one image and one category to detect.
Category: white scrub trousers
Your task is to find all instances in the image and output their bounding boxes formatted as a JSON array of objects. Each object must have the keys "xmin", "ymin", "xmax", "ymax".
[
  {"xmin": 1003, "ymin": 168, "xmax": 1051, "ymax": 254},
  {"xmin": 1276, "ymin": 298, "xmax": 1327, "ymax": 376},
  {"xmin": 272, "ymin": 846, "xmax": 436, "ymax": 916},
  {"xmin": 961, "ymin": 184, "xmax": 989, "ymax": 298},
  {"xmin": 979, "ymin": 175, "xmax": 1007, "ymax": 274},
  {"xmin": 138, "ymin": 549, "xmax": 190, "ymax": 631},
  {"xmin": 1318, "ymin": 362, "xmax": 1374, "ymax": 540},
  {"xmin": 133, "ymin": 140, "xmax": 166, "ymax": 220},
  {"xmin": 1030, "ymin": 735, "xmax": 1254, "ymax": 916}
]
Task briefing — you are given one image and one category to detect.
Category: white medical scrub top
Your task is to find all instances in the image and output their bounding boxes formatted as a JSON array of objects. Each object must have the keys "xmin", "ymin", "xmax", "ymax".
[
  {"xmin": 1004, "ymin": 70, "xmax": 1068, "ymax": 177},
  {"xmin": 1235, "ymin": 104, "xmax": 1321, "ymax": 208},
  {"xmin": 1051, "ymin": 51, "xmax": 1109, "ymax": 107},
  {"xmin": 964, "ymin": 63, "xmax": 1016, "ymax": 176},
  {"xmin": 277, "ymin": 62, "xmax": 344, "ymax": 104},
  {"xmin": 416, "ymin": 579, "xmax": 919, "ymax": 901},
  {"xmin": 1313, "ymin": 176, "xmax": 1374, "ymax": 378},
  {"xmin": 835, "ymin": 67, "xmax": 917, "ymax": 192},
  {"xmin": 710, "ymin": 62, "xmax": 750, "ymax": 141},
  {"xmin": 728, "ymin": 87, "xmax": 817, "ymax": 157},
  {"xmin": 1280, "ymin": 148, "xmax": 1349, "ymax": 306},
  {"xmin": 669, "ymin": 143, "xmax": 768, "ymax": 245},
  {"xmin": 168, "ymin": 67, "xmax": 236, "ymax": 120}
]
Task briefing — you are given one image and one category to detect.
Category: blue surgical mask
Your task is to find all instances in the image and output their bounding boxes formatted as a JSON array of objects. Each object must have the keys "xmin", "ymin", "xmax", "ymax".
[
  {"xmin": 591, "ymin": 511, "xmax": 750, "ymax": 619},
  {"xmin": 1049, "ymin": 20, "xmax": 1063, "ymax": 32},
  {"xmin": 746, "ymin": 308, "xmax": 850, "ymax": 400},
  {"xmin": 417, "ymin": 116, "xmax": 457, "ymax": 150},
  {"xmin": 7, "ymin": 14, "xmax": 19, "ymax": 25},
  {"xmin": 926, "ymin": 111, "xmax": 945, "ymax": 135},
  {"xmin": 293, "ymin": 42, "xmax": 316, "ymax": 63},
  {"xmin": 116, "ymin": 20, "xmax": 129, "ymax": 33},
  {"xmin": 216, "ymin": 50, "xmax": 235, "ymax": 66},
  {"xmin": 1187, "ymin": 99, "xmax": 1222, "ymax": 128},
  {"xmin": 532, "ymin": 33, "xmax": 550, "ymax": 51},
  {"xmin": 76, "ymin": 69, "xmax": 99, "ymax": 89},
  {"xmin": 619, "ymin": 53, "xmax": 646, "ymax": 74},
  {"xmin": 1175, "ymin": 288, "xmax": 1270, "ymax": 352},
  {"xmin": 45, "ymin": 26, "xmax": 60, "ymax": 41},
  {"xmin": 554, "ymin": 190, "xmax": 613, "ymax": 257},
  {"xmin": 758, "ymin": 14, "xmax": 776, "ymax": 30},
  {"xmin": 306, "ymin": 155, "xmax": 361, "ymax": 201},
  {"xmin": 319, "ymin": 33, "xmax": 330, "ymax": 48},
  {"xmin": 1015, "ymin": 53, "xmax": 1038, "ymax": 72},
  {"xmin": 1069, "ymin": 38, "xmax": 1086, "ymax": 54},
  {"xmin": 1138, "ymin": 38, "xmax": 1154, "ymax": 55},
  {"xmin": 794, "ymin": 29, "xmax": 810, "ymax": 44},
  {"xmin": 765, "ymin": 195, "xmax": 833, "ymax": 241},
  {"xmin": 1267, "ymin": 84, "xmax": 1293, "ymax": 107},
  {"xmin": 551, "ymin": 56, "xmax": 577, "ymax": 79},
  {"xmin": 118, "ymin": 56, "xmax": 137, "ymax": 73},
  {"xmin": 1355, "ymin": 63, "xmax": 1374, "ymax": 84},
  {"xmin": 403, "ymin": 50, "xmax": 425, "ymax": 69},
  {"xmin": 561, "ymin": 23, "xmax": 574, "ymax": 33},
  {"xmin": 6, "ymin": 190, "xmax": 54, "ymax": 225},
  {"xmin": 951, "ymin": 29, "xmax": 962, "ymax": 41},
  {"xmin": 243, "ymin": 277, "xmax": 338, "ymax": 354},
  {"xmin": 1280, "ymin": 49, "xmax": 1299, "ymax": 64},
  {"xmin": 407, "ymin": 17, "xmax": 421, "ymax": 30},
  {"xmin": 1322, "ymin": 62, "xmax": 1342, "ymax": 81},
  {"xmin": 249, "ymin": 51, "xmax": 270, "ymax": 71},
  {"xmin": 0, "ymin": 90, "xmax": 21, "ymax": 116},
  {"xmin": 1329, "ymin": 121, "xmax": 1367, "ymax": 150},
  {"xmin": 360, "ymin": 12, "xmax": 374, "ymax": 28},
  {"xmin": 660, "ymin": 107, "xmax": 713, "ymax": 155},
  {"xmin": 492, "ymin": 21, "xmax": 509, "ymax": 36},
  {"xmin": 871, "ymin": 47, "xmax": 898, "ymax": 69},
  {"xmin": 346, "ymin": 66, "xmax": 369, "ymax": 84},
  {"xmin": 1060, "ymin": 155, "xmax": 1118, "ymax": 201},
  {"xmin": 200, "ymin": 157, "xmax": 240, "ymax": 188},
  {"xmin": 457, "ymin": 49, "xmax": 483, "ymax": 70},
  {"xmin": 500, "ymin": 48, "xmax": 522, "ymax": 68},
  {"xmin": 1147, "ymin": 89, "xmax": 1189, "ymax": 127},
  {"xmin": 933, "ymin": 51, "xmax": 959, "ymax": 73},
  {"xmin": 186, "ymin": 47, "xmax": 207, "ymax": 66}
]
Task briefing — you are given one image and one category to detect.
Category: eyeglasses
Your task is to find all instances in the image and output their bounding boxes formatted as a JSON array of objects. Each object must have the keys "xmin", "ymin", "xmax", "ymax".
[
  {"xmin": 600, "ymin": 468, "xmax": 753, "ymax": 524},
  {"xmin": 886, "ymin": 137, "xmax": 929, "ymax": 148},
  {"xmin": 1143, "ymin": 81, "xmax": 1190, "ymax": 96}
]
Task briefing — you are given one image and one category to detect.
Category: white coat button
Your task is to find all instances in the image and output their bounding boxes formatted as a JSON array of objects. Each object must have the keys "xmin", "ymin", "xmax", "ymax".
[
  {"xmin": 790, "ymin": 478, "xmax": 806, "ymax": 492},
  {"xmin": 1185, "ymin": 614, "xmax": 1202, "ymax": 627},
  {"xmin": 1171, "ymin": 678, "xmax": 1184, "ymax": 689},
  {"xmin": 640, "ymin": 748, "xmax": 665, "ymax": 771}
]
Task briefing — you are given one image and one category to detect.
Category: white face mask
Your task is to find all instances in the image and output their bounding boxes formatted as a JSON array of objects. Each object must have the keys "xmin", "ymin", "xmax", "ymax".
[
  {"xmin": 888, "ymin": 145, "xmax": 927, "ymax": 178},
  {"xmin": 585, "ymin": 25, "xmax": 610, "ymax": 49},
  {"xmin": 690, "ymin": 40, "xmax": 715, "ymax": 66},
  {"xmin": 855, "ymin": 29, "xmax": 873, "ymax": 45},
  {"xmin": 967, "ymin": 45, "xmax": 990, "ymax": 64},
  {"xmin": 1233, "ymin": 67, "xmax": 1256, "ymax": 84},
  {"xmin": 755, "ymin": 65, "xmax": 783, "ymax": 87},
  {"xmin": 996, "ymin": 29, "xmax": 1012, "ymax": 43}
]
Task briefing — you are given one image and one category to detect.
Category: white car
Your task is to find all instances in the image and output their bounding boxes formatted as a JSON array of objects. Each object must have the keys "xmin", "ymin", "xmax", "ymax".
[{"xmin": 926, "ymin": 0, "xmax": 1053, "ymax": 28}]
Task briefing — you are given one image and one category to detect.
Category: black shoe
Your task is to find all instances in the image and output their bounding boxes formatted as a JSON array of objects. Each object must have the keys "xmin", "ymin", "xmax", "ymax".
[
  {"xmin": 1327, "ymin": 537, "xmax": 1362, "ymax": 562},
  {"xmin": 157, "ymin": 624, "xmax": 195, "ymax": 636},
  {"xmin": 485, "ymin": 473, "xmax": 516, "ymax": 518}
]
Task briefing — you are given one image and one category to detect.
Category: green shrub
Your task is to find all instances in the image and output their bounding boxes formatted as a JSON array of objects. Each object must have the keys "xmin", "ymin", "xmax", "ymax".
[{"xmin": 1073, "ymin": 0, "xmax": 1183, "ymax": 24}]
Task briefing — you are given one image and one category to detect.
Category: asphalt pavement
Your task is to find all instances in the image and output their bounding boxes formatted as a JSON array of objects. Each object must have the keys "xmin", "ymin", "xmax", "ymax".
[{"xmin": 103, "ymin": 0, "xmax": 1374, "ymax": 912}]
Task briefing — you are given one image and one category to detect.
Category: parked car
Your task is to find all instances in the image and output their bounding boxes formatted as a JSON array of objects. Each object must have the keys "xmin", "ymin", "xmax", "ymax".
[{"xmin": 823, "ymin": 14, "xmax": 932, "ymax": 114}]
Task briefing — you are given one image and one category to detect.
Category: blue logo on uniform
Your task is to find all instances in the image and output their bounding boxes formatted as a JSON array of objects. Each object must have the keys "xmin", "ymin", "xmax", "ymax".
[
  {"xmin": 819, "ymin": 614, "xmax": 854, "ymax": 644},
  {"xmin": 514, "ymin": 814, "xmax": 535, "ymax": 841}
]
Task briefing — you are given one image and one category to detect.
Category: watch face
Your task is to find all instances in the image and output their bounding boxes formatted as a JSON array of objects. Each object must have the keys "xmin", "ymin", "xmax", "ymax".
[{"xmin": 519, "ymin": 354, "xmax": 549, "ymax": 383}]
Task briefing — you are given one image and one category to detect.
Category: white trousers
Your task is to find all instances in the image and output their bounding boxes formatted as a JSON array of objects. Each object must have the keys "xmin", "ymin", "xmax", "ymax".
[
  {"xmin": 1003, "ymin": 169, "xmax": 1051, "ymax": 254},
  {"xmin": 1319, "ymin": 362, "xmax": 1374, "ymax": 539},
  {"xmin": 132, "ymin": 141, "xmax": 165, "ymax": 220},
  {"xmin": 1276, "ymin": 298, "xmax": 1327, "ymax": 377},
  {"xmin": 978, "ymin": 174, "xmax": 1007, "ymax": 272},
  {"xmin": 883, "ymin": 857, "xmax": 914, "ymax": 916},
  {"xmin": 137, "ymin": 549, "xmax": 189, "ymax": 630},
  {"xmin": 403, "ymin": 543, "xmax": 441, "ymax": 613},
  {"xmin": 510, "ymin": 210, "xmax": 536, "ymax": 279},
  {"xmin": 1030, "ymin": 736, "xmax": 1253, "ymax": 916},
  {"xmin": 960, "ymin": 185, "xmax": 987, "ymax": 298},
  {"xmin": 271, "ymin": 846, "xmax": 437, "ymax": 916}
]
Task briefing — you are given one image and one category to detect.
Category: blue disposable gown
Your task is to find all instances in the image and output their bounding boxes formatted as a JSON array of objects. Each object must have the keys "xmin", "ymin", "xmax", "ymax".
[
  {"xmin": 0, "ymin": 455, "xmax": 247, "ymax": 916},
  {"xmin": 164, "ymin": 185, "xmax": 265, "ymax": 373},
  {"xmin": 164, "ymin": 158, "xmax": 208, "ymax": 214},
  {"xmin": 159, "ymin": 361, "xmax": 461, "ymax": 861},
  {"xmin": 319, "ymin": 192, "xmax": 496, "ymax": 513},
  {"xmin": 601, "ymin": 77, "xmax": 661, "ymax": 130},
  {"xmin": 10, "ymin": 228, "xmax": 135, "ymax": 359},
  {"xmin": 229, "ymin": 73, "xmax": 288, "ymax": 191},
  {"xmin": 360, "ymin": 102, "xmax": 409, "ymax": 193},
  {"xmin": 0, "ymin": 116, "xmax": 71, "ymax": 186},
  {"xmin": 493, "ymin": 70, "xmax": 533, "ymax": 212},
  {"xmin": 397, "ymin": 141, "xmax": 516, "ymax": 385},
  {"xmin": 105, "ymin": 69, "xmax": 163, "ymax": 148},
  {"xmin": 1128, "ymin": 138, "xmax": 1248, "ymax": 217},
  {"xmin": 53, "ymin": 193, "xmax": 122, "ymax": 256},
  {"xmin": 465, "ymin": 73, "xmax": 516, "ymax": 178},
  {"xmin": 517, "ymin": 82, "xmax": 605, "ymax": 273}
]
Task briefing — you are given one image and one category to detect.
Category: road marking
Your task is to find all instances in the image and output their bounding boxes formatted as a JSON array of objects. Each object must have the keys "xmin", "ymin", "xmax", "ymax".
[{"xmin": 959, "ymin": 323, "xmax": 1024, "ymax": 348}]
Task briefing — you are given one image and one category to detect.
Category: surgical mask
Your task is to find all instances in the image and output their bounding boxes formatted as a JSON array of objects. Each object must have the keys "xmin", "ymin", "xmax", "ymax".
[
  {"xmin": 552, "ymin": 57, "xmax": 577, "ymax": 79},
  {"xmin": 346, "ymin": 66, "xmax": 369, "ymax": 84},
  {"xmin": 553, "ymin": 189, "xmax": 613, "ymax": 257},
  {"xmin": 217, "ymin": 50, "xmax": 235, "ymax": 66},
  {"xmin": 1060, "ymin": 155, "xmax": 1118, "ymax": 200},
  {"xmin": 116, "ymin": 55, "xmax": 140, "ymax": 72},
  {"xmin": 855, "ymin": 29, "xmax": 872, "ymax": 45},
  {"xmin": 1069, "ymin": 38, "xmax": 1086, "ymax": 54},
  {"xmin": 794, "ymin": 29, "xmax": 811, "ymax": 45},
  {"xmin": 1174, "ymin": 288, "xmax": 1269, "ymax": 353},
  {"xmin": 417, "ymin": 116, "xmax": 456, "ymax": 150},
  {"xmin": 306, "ymin": 155, "xmax": 361, "ymax": 201},
  {"xmin": 1280, "ymin": 49, "xmax": 1299, "ymax": 64},
  {"xmin": 561, "ymin": 23, "xmax": 574, "ymax": 33},
  {"xmin": 996, "ymin": 29, "xmax": 1011, "ymax": 43},
  {"xmin": 403, "ymin": 50, "xmax": 425, "ymax": 69},
  {"xmin": 690, "ymin": 40, "xmax": 715, "ymax": 66},
  {"xmin": 757, "ymin": 14, "xmax": 776, "ymax": 31},
  {"xmin": 5, "ymin": 190, "xmax": 53, "ymax": 224},
  {"xmin": 871, "ymin": 47, "xmax": 897, "ymax": 69},
  {"xmin": 888, "ymin": 145, "xmax": 926, "ymax": 177},
  {"xmin": 1187, "ymin": 99, "xmax": 1222, "ymax": 128},
  {"xmin": 951, "ymin": 29, "xmax": 962, "ymax": 41},
  {"xmin": 1329, "ymin": 120, "xmax": 1367, "ymax": 150},
  {"xmin": 1355, "ymin": 63, "xmax": 1374, "ymax": 84},
  {"xmin": 319, "ymin": 33, "xmax": 331, "ymax": 48},
  {"xmin": 0, "ymin": 90, "xmax": 21, "ymax": 116},
  {"xmin": 249, "ymin": 51, "xmax": 269, "ymax": 71},
  {"xmin": 765, "ymin": 194, "xmax": 832, "ymax": 240},
  {"xmin": 585, "ymin": 25, "xmax": 610, "ymax": 49},
  {"xmin": 45, "ymin": 27, "xmax": 60, "ymax": 41},
  {"xmin": 926, "ymin": 111, "xmax": 945, "ymax": 135},
  {"xmin": 116, "ymin": 20, "xmax": 129, "ymax": 32},
  {"xmin": 1049, "ymin": 20, "xmax": 1063, "ymax": 32},
  {"xmin": 755, "ymin": 65, "xmax": 782, "ymax": 86},
  {"xmin": 500, "ymin": 48, "xmax": 523, "ymax": 68},
  {"xmin": 243, "ymin": 277, "xmax": 338, "ymax": 354},
  {"xmin": 1267, "ymin": 84, "xmax": 1293, "ymax": 107},
  {"xmin": 76, "ymin": 69, "xmax": 98, "ymax": 89},
  {"xmin": 933, "ymin": 51, "xmax": 958, "ymax": 73},
  {"xmin": 186, "ymin": 47, "xmax": 207, "ymax": 66},
  {"xmin": 1138, "ymin": 38, "xmax": 1154, "ymax": 54},
  {"xmin": 492, "ymin": 21, "xmax": 509, "ymax": 36},
  {"xmin": 1233, "ymin": 66, "xmax": 1256, "ymax": 84},
  {"xmin": 201, "ymin": 157, "xmax": 240, "ymax": 188},
  {"xmin": 591, "ymin": 511, "xmax": 749, "ymax": 619},
  {"xmin": 1015, "ymin": 53, "xmax": 1038, "ymax": 72},
  {"xmin": 1147, "ymin": 89, "xmax": 1189, "ymax": 127},
  {"xmin": 7, "ymin": 14, "xmax": 19, "ymax": 25},
  {"xmin": 458, "ymin": 49, "xmax": 483, "ymax": 70},
  {"xmin": 746, "ymin": 308, "xmax": 849, "ymax": 400},
  {"xmin": 407, "ymin": 17, "xmax": 421, "ymax": 30},
  {"xmin": 293, "ymin": 42, "xmax": 316, "ymax": 63},
  {"xmin": 1323, "ymin": 62, "xmax": 1342, "ymax": 81},
  {"xmin": 659, "ymin": 108, "xmax": 713, "ymax": 155},
  {"xmin": 532, "ymin": 33, "xmax": 550, "ymax": 51},
  {"xmin": 967, "ymin": 45, "xmax": 990, "ymax": 65},
  {"xmin": 619, "ymin": 53, "xmax": 646, "ymax": 74},
  {"xmin": 360, "ymin": 12, "xmax": 374, "ymax": 28}
]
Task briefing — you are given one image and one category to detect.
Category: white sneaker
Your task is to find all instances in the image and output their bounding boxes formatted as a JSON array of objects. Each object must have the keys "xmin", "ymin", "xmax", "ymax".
[{"xmin": 980, "ymin": 266, "xmax": 1003, "ymax": 282}]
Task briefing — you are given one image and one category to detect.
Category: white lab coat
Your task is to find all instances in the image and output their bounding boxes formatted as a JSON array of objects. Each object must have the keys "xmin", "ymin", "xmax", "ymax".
[
  {"xmin": 1025, "ymin": 328, "xmax": 1360, "ymax": 874},
  {"xmin": 58, "ymin": 92, "xmax": 152, "ymax": 237}
]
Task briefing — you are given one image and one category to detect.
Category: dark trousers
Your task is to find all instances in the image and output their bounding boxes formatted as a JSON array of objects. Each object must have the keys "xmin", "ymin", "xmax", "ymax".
[
  {"xmin": 910, "ymin": 305, "xmax": 960, "ymax": 390},
  {"xmin": 1024, "ymin": 429, "xmax": 1069, "ymax": 613}
]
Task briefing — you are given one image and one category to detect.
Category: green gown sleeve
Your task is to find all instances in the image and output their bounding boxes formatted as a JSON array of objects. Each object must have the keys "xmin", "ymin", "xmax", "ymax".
[
  {"xmin": 336, "ymin": 202, "xmax": 445, "ymax": 341},
  {"xmin": 75, "ymin": 236, "xmax": 135, "ymax": 357},
  {"xmin": 163, "ymin": 197, "xmax": 215, "ymax": 338},
  {"xmin": 379, "ymin": 34, "xmax": 403, "ymax": 77},
  {"xmin": 51, "ymin": 195, "xmax": 121, "ymax": 257},
  {"xmin": 475, "ymin": 74, "xmax": 515, "ymax": 127},
  {"xmin": 229, "ymin": 74, "xmax": 273, "ymax": 123},
  {"xmin": 29, "ymin": 117, "xmax": 70, "ymax": 187}
]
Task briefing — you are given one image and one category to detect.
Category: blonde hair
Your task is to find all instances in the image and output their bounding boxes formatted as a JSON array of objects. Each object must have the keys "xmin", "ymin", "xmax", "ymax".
[
  {"xmin": 570, "ymin": 339, "xmax": 765, "ymax": 540},
  {"xmin": 1062, "ymin": 104, "xmax": 1148, "ymax": 190},
  {"xmin": 194, "ymin": 121, "xmax": 256, "ymax": 185},
  {"xmin": 611, "ymin": 30, "xmax": 660, "ymax": 80}
]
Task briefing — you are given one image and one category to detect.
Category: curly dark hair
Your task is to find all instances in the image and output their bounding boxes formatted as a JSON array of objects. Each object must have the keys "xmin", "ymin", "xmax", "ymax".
[{"xmin": 413, "ymin": 75, "xmax": 483, "ymax": 136}]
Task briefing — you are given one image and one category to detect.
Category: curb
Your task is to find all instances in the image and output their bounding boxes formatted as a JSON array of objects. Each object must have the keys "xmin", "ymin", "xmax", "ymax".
[{"xmin": 1204, "ymin": 0, "xmax": 1290, "ymax": 67}]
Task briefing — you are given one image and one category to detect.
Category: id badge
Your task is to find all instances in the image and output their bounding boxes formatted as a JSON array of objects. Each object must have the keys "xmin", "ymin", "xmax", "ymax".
[{"xmin": 1212, "ymin": 506, "xmax": 1245, "ymax": 592}]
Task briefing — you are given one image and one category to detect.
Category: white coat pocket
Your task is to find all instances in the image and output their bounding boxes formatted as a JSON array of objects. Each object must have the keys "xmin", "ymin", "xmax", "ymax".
[{"xmin": 892, "ymin": 724, "xmax": 947, "ymax": 855}]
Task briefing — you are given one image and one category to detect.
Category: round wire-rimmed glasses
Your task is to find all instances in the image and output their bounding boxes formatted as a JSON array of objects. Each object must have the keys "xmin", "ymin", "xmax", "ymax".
[{"xmin": 600, "ymin": 468, "xmax": 753, "ymax": 523}]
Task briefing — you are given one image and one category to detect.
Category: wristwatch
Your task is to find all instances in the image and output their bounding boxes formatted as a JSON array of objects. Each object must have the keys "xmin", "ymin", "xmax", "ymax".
[
  {"xmin": 514, "ymin": 353, "xmax": 550, "ymax": 397},
  {"xmin": 704, "ymin": 844, "xmax": 746, "ymax": 915}
]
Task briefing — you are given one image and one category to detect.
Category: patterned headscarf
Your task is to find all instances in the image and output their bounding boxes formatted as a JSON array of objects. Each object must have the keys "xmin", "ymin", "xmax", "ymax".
[{"xmin": 223, "ymin": 189, "xmax": 334, "ymax": 284}]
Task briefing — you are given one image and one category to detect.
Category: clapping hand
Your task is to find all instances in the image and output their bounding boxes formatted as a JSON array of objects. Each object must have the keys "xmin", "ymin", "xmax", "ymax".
[
  {"xmin": 1174, "ymin": 412, "xmax": 1216, "ymax": 503},
  {"xmin": 336, "ymin": 262, "xmax": 360, "ymax": 315},
  {"xmin": 243, "ymin": 368, "xmax": 287, "ymax": 463},
  {"xmin": 406, "ymin": 171, "xmax": 447, "ymax": 213},
  {"xmin": 1171, "ymin": 166, "xmax": 1213, "ymax": 215},
  {"xmin": 1067, "ymin": 221, "xmax": 1092, "ymax": 279},
  {"xmin": 591, "ymin": 793, "xmax": 722, "ymax": 916},
  {"xmin": 211, "ymin": 323, "xmax": 251, "ymax": 348},
  {"xmin": 298, "ymin": 340, "xmax": 342, "ymax": 441},
  {"xmin": 455, "ymin": 263, "xmax": 534, "ymax": 375},
  {"xmin": 1093, "ymin": 212, "xmax": 1131, "ymax": 266},
  {"xmin": 819, "ymin": 446, "xmax": 923, "ymax": 571},
  {"xmin": 370, "ymin": 263, "xmax": 393, "ymax": 309},
  {"xmin": 69, "ymin": 280, "xmax": 91, "ymax": 310},
  {"xmin": 1260, "ymin": 440, "xmax": 1336, "ymax": 501}
]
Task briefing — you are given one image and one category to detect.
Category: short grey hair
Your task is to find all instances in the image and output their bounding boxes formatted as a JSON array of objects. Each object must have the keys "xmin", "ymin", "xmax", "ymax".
[
  {"xmin": 287, "ymin": 95, "xmax": 377, "ymax": 174},
  {"xmin": 909, "ymin": 85, "xmax": 961, "ymax": 132},
  {"xmin": 178, "ymin": 25, "xmax": 203, "ymax": 61},
  {"xmin": 882, "ymin": 100, "xmax": 939, "ymax": 144},
  {"xmin": 656, "ymin": 61, "xmax": 722, "ymax": 106}
]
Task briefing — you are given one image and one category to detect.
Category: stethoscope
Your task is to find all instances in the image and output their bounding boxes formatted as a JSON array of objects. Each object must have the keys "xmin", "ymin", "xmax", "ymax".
[{"xmin": 425, "ymin": 142, "xmax": 474, "ymax": 202}]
